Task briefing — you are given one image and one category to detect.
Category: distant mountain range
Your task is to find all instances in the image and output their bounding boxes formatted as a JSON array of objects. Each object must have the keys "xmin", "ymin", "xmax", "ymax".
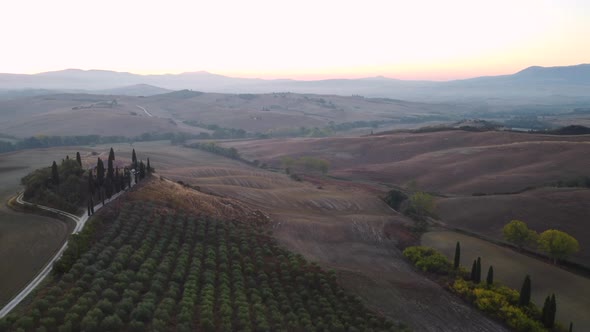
[{"xmin": 0, "ymin": 64, "xmax": 589, "ymax": 101}]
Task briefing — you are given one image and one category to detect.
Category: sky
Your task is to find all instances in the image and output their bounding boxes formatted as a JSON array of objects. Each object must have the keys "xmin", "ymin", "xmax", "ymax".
[{"xmin": 1, "ymin": 0, "xmax": 589, "ymax": 80}]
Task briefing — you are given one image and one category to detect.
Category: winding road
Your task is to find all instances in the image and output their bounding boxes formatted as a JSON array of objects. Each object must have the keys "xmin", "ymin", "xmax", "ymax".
[
  {"xmin": 0, "ymin": 185, "xmax": 133, "ymax": 318},
  {"xmin": 136, "ymin": 105, "xmax": 153, "ymax": 117}
]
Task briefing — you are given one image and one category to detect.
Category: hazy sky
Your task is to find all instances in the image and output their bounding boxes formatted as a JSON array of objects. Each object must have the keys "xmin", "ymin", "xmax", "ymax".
[{"xmin": 1, "ymin": 0, "xmax": 588, "ymax": 80}]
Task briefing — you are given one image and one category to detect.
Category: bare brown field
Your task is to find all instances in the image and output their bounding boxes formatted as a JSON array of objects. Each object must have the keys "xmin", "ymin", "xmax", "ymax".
[
  {"xmin": 225, "ymin": 130, "xmax": 590, "ymax": 194},
  {"xmin": 0, "ymin": 92, "xmax": 460, "ymax": 138},
  {"xmin": 129, "ymin": 142, "xmax": 507, "ymax": 331},
  {"xmin": 140, "ymin": 92, "xmax": 456, "ymax": 133},
  {"xmin": 0, "ymin": 99, "xmax": 193, "ymax": 137},
  {"xmin": 435, "ymin": 188, "xmax": 590, "ymax": 265},
  {"xmin": 5, "ymin": 139, "xmax": 586, "ymax": 330},
  {"xmin": 422, "ymin": 231, "xmax": 590, "ymax": 331},
  {"xmin": 0, "ymin": 211, "xmax": 70, "ymax": 307}
]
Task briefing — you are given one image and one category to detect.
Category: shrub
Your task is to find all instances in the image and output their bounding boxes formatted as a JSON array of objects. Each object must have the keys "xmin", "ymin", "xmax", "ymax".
[{"xmin": 403, "ymin": 246, "xmax": 452, "ymax": 274}]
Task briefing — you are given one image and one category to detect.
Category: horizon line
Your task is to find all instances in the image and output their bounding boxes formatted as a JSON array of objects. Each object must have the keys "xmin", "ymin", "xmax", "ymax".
[{"xmin": 1, "ymin": 62, "xmax": 588, "ymax": 82}]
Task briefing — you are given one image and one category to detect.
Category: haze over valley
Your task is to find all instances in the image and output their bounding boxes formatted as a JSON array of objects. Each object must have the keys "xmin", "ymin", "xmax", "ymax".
[{"xmin": 1, "ymin": 1, "xmax": 589, "ymax": 331}]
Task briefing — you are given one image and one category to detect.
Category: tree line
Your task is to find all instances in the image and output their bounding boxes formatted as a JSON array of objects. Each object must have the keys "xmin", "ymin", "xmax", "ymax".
[
  {"xmin": 0, "ymin": 132, "xmax": 192, "ymax": 154},
  {"xmin": 502, "ymin": 220, "xmax": 580, "ymax": 264},
  {"xmin": 404, "ymin": 243, "xmax": 573, "ymax": 331},
  {"xmin": 21, "ymin": 148, "xmax": 154, "ymax": 216}
]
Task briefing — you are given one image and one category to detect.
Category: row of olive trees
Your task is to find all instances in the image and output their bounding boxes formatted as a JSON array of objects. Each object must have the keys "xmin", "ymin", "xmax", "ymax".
[{"xmin": 502, "ymin": 220, "xmax": 580, "ymax": 264}]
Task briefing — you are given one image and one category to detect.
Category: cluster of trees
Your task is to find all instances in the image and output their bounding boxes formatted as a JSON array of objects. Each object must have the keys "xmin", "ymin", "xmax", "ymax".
[
  {"xmin": 21, "ymin": 154, "xmax": 87, "ymax": 213},
  {"xmin": 186, "ymin": 142, "xmax": 240, "ymax": 160},
  {"xmin": 383, "ymin": 189, "xmax": 436, "ymax": 232},
  {"xmin": 404, "ymin": 244, "xmax": 572, "ymax": 331},
  {"xmin": 182, "ymin": 121, "xmax": 250, "ymax": 139},
  {"xmin": 502, "ymin": 220, "xmax": 580, "ymax": 263},
  {"xmin": 0, "ymin": 132, "xmax": 195, "ymax": 154},
  {"xmin": 0, "ymin": 202, "xmax": 404, "ymax": 331},
  {"xmin": 281, "ymin": 156, "xmax": 330, "ymax": 175},
  {"xmin": 88, "ymin": 148, "xmax": 153, "ymax": 215},
  {"xmin": 21, "ymin": 148, "xmax": 153, "ymax": 215}
]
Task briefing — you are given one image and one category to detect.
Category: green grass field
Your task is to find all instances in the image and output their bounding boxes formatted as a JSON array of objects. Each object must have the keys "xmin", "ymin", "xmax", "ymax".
[{"xmin": 422, "ymin": 230, "xmax": 590, "ymax": 331}]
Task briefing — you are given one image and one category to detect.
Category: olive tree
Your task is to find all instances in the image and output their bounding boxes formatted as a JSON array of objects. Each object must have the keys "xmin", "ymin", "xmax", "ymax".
[
  {"xmin": 538, "ymin": 229, "xmax": 580, "ymax": 264},
  {"xmin": 502, "ymin": 220, "xmax": 537, "ymax": 250}
]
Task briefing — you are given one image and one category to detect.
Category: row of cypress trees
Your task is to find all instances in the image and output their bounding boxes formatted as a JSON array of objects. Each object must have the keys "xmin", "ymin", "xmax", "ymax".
[
  {"xmin": 86, "ymin": 148, "xmax": 153, "ymax": 216},
  {"xmin": 453, "ymin": 241, "xmax": 567, "ymax": 330}
]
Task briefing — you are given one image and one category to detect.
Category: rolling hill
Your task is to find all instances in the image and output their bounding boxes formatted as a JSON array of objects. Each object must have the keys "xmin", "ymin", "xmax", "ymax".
[{"xmin": 1, "ymin": 64, "xmax": 589, "ymax": 102}]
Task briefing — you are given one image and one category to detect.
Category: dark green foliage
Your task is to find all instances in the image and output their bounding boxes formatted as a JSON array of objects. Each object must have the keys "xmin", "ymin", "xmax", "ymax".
[
  {"xmin": 549, "ymin": 294, "xmax": 557, "ymax": 328},
  {"xmin": 486, "ymin": 266, "xmax": 494, "ymax": 285},
  {"xmin": 96, "ymin": 158, "xmax": 105, "ymax": 186},
  {"xmin": 541, "ymin": 296, "xmax": 550, "ymax": 327},
  {"xmin": 470, "ymin": 260, "xmax": 477, "ymax": 281},
  {"xmin": 21, "ymin": 158, "xmax": 85, "ymax": 213},
  {"xmin": 383, "ymin": 189, "xmax": 408, "ymax": 211},
  {"xmin": 107, "ymin": 148, "xmax": 115, "ymax": 181},
  {"xmin": 475, "ymin": 257, "xmax": 482, "ymax": 283},
  {"xmin": 541, "ymin": 294, "xmax": 556, "ymax": 328},
  {"xmin": 131, "ymin": 149, "xmax": 137, "ymax": 170},
  {"xmin": 6, "ymin": 202, "xmax": 404, "ymax": 331},
  {"xmin": 87, "ymin": 170, "xmax": 95, "ymax": 195},
  {"xmin": 114, "ymin": 168, "xmax": 121, "ymax": 194},
  {"xmin": 105, "ymin": 178, "xmax": 113, "ymax": 199},
  {"xmin": 108, "ymin": 147, "xmax": 115, "ymax": 161},
  {"xmin": 76, "ymin": 152, "xmax": 82, "ymax": 167},
  {"xmin": 51, "ymin": 161, "xmax": 59, "ymax": 186},
  {"xmin": 139, "ymin": 161, "xmax": 146, "ymax": 180},
  {"xmin": 53, "ymin": 215, "xmax": 104, "ymax": 274},
  {"xmin": 546, "ymin": 125, "xmax": 590, "ymax": 135},
  {"xmin": 147, "ymin": 158, "xmax": 152, "ymax": 174},
  {"xmin": 453, "ymin": 241, "xmax": 461, "ymax": 269},
  {"xmin": 0, "ymin": 133, "xmax": 193, "ymax": 153},
  {"xmin": 187, "ymin": 142, "xmax": 240, "ymax": 159},
  {"xmin": 518, "ymin": 275, "xmax": 531, "ymax": 306}
]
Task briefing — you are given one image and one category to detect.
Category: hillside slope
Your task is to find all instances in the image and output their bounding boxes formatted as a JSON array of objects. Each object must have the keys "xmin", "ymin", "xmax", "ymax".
[{"xmin": 227, "ymin": 130, "xmax": 590, "ymax": 194}]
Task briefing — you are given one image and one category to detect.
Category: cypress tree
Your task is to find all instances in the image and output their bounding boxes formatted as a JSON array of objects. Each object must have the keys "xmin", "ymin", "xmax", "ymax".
[
  {"xmin": 76, "ymin": 152, "xmax": 82, "ymax": 167},
  {"xmin": 109, "ymin": 147, "xmax": 115, "ymax": 161},
  {"xmin": 115, "ymin": 168, "xmax": 121, "ymax": 194},
  {"xmin": 569, "ymin": 322, "xmax": 573, "ymax": 332},
  {"xmin": 147, "ymin": 158, "xmax": 152, "ymax": 174},
  {"xmin": 486, "ymin": 266, "xmax": 494, "ymax": 285},
  {"xmin": 107, "ymin": 149, "xmax": 115, "ymax": 181},
  {"xmin": 132, "ymin": 149, "xmax": 137, "ymax": 170},
  {"xmin": 105, "ymin": 178, "xmax": 113, "ymax": 199},
  {"xmin": 541, "ymin": 295, "xmax": 551, "ymax": 327},
  {"xmin": 548, "ymin": 294, "xmax": 556, "ymax": 328},
  {"xmin": 453, "ymin": 241, "xmax": 461, "ymax": 269},
  {"xmin": 475, "ymin": 257, "xmax": 482, "ymax": 283},
  {"xmin": 470, "ymin": 260, "xmax": 477, "ymax": 281},
  {"xmin": 87, "ymin": 170, "xmax": 95, "ymax": 212},
  {"xmin": 518, "ymin": 275, "xmax": 531, "ymax": 306},
  {"xmin": 51, "ymin": 161, "xmax": 59, "ymax": 186},
  {"xmin": 96, "ymin": 158, "xmax": 105, "ymax": 187},
  {"xmin": 127, "ymin": 168, "xmax": 132, "ymax": 188},
  {"xmin": 96, "ymin": 158, "xmax": 105, "ymax": 205},
  {"xmin": 139, "ymin": 161, "xmax": 146, "ymax": 180}
]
